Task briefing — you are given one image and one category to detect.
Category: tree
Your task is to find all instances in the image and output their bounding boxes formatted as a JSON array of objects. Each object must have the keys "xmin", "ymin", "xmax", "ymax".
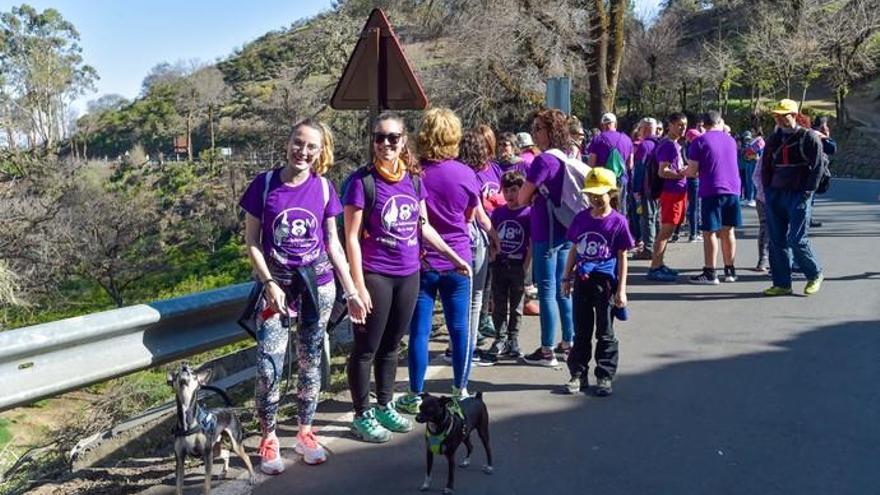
[
  {"xmin": 583, "ymin": 0, "xmax": 628, "ymax": 123},
  {"xmin": 190, "ymin": 67, "xmax": 231, "ymax": 160},
  {"xmin": 55, "ymin": 175, "xmax": 165, "ymax": 307},
  {"xmin": 818, "ymin": 0, "xmax": 880, "ymax": 126},
  {"xmin": 0, "ymin": 5, "xmax": 98, "ymax": 152}
]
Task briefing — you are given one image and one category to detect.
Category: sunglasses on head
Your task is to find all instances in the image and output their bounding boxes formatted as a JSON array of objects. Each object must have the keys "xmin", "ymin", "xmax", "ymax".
[{"xmin": 373, "ymin": 133, "xmax": 402, "ymax": 146}]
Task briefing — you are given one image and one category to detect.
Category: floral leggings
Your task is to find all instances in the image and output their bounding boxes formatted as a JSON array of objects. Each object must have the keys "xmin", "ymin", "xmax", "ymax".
[{"xmin": 255, "ymin": 282, "xmax": 335, "ymax": 433}]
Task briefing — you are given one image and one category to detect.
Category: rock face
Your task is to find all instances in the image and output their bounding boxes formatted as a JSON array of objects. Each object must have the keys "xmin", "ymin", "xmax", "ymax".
[{"xmin": 832, "ymin": 126, "xmax": 880, "ymax": 179}]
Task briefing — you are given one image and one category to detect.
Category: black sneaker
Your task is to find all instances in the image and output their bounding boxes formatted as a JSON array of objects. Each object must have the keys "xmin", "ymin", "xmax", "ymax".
[
  {"xmin": 594, "ymin": 377, "xmax": 613, "ymax": 397},
  {"xmin": 473, "ymin": 349, "xmax": 497, "ymax": 367},
  {"xmin": 442, "ymin": 348, "xmax": 452, "ymax": 364},
  {"xmin": 505, "ymin": 338, "xmax": 523, "ymax": 358},
  {"xmin": 689, "ymin": 269, "xmax": 720, "ymax": 285},
  {"xmin": 488, "ymin": 337, "xmax": 508, "ymax": 356},
  {"xmin": 522, "ymin": 348, "xmax": 558, "ymax": 367},
  {"xmin": 553, "ymin": 343, "xmax": 572, "ymax": 362},
  {"xmin": 723, "ymin": 265, "xmax": 737, "ymax": 283}
]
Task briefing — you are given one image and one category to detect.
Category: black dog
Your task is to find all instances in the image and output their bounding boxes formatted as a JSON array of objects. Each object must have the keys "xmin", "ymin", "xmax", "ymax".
[{"xmin": 415, "ymin": 392, "xmax": 493, "ymax": 494}]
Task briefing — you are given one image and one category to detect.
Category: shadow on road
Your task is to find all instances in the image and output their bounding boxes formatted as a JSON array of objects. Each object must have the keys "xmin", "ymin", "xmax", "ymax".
[{"xmin": 245, "ymin": 319, "xmax": 880, "ymax": 495}]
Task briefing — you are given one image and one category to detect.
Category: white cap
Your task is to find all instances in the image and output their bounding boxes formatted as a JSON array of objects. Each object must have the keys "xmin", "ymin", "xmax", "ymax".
[
  {"xmin": 639, "ymin": 117, "xmax": 658, "ymax": 128},
  {"xmin": 516, "ymin": 132, "xmax": 534, "ymax": 148},
  {"xmin": 601, "ymin": 112, "xmax": 617, "ymax": 125}
]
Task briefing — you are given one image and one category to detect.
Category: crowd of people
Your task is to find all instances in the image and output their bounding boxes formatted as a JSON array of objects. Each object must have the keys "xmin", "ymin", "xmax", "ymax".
[{"xmin": 237, "ymin": 99, "xmax": 832, "ymax": 473}]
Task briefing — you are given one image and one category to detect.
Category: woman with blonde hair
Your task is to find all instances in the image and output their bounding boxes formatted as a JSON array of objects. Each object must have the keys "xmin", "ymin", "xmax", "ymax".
[
  {"xmin": 343, "ymin": 112, "xmax": 469, "ymax": 442},
  {"xmin": 239, "ymin": 118, "xmax": 366, "ymax": 471},
  {"xmin": 396, "ymin": 108, "xmax": 495, "ymax": 413}
]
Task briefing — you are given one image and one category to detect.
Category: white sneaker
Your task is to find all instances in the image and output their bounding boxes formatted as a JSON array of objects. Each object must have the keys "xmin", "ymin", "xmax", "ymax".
[
  {"xmin": 258, "ymin": 437, "xmax": 285, "ymax": 474},
  {"xmin": 294, "ymin": 431, "xmax": 327, "ymax": 465}
]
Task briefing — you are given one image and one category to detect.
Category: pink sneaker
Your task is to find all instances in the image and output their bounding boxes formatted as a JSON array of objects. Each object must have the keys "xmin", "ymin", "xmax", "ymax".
[
  {"xmin": 294, "ymin": 430, "xmax": 327, "ymax": 465},
  {"xmin": 258, "ymin": 437, "xmax": 284, "ymax": 475}
]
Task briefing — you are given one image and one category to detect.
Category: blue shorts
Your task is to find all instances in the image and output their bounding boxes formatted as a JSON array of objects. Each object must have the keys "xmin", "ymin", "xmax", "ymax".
[{"xmin": 700, "ymin": 194, "xmax": 742, "ymax": 232}]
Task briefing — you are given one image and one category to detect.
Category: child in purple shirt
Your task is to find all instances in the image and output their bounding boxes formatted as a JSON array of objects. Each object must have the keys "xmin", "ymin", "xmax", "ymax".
[
  {"xmin": 488, "ymin": 170, "xmax": 531, "ymax": 359},
  {"xmin": 561, "ymin": 168, "xmax": 634, "ymax": 397}
]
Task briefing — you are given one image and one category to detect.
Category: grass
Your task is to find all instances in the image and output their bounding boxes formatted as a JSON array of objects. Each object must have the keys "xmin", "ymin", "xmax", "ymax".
[{"xmin": 0, "ymin": 418, "xmax": 11, "ymax": 447}]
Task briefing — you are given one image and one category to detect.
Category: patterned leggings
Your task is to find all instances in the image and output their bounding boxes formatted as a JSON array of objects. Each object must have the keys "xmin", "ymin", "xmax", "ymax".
[{"xmin": 255, "ymin": 282, "xmax": 335, "ymax": 433}]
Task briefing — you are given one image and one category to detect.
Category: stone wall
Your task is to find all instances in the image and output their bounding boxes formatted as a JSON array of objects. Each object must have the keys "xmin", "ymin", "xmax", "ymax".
[{"xmin": 831, "ymin": 126, "xmax": 880, "ymax": 179}]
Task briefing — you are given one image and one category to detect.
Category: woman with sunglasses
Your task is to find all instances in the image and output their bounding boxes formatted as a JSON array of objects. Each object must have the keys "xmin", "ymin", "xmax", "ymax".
[
  {"xmin": 240, "ymin": 119, "xmax": 366, "ymax": 471},
  {"xmin": 516, "ymin": 109, "xmax": 576, "ymax": 367},
  {"xmin": 343, "ymin": 112, "xmax": 470, "ymax": 443}
]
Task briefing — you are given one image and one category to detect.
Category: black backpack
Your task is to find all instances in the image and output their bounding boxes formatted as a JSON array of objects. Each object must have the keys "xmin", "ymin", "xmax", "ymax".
[{"xmin": 644, "ymin": 137, "xmax": 666, "ymax": 201}]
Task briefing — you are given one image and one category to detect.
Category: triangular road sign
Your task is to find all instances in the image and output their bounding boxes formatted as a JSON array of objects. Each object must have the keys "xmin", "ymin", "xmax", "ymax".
[{"xmin": 330, "ymin": 8, "xmax": 429, "ymax": 111}]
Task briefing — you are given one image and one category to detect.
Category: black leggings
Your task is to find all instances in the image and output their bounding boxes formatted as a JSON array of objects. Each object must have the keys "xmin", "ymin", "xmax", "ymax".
[{"xmin": 348, "ymin": 271, "xmax": 420, "ymax": 416}]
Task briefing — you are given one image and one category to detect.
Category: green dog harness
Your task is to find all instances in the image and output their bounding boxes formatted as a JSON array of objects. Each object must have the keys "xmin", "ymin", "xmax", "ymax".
[{"xmin": 425, "ymin": 400, "xmax": 466, "ymax": 455}]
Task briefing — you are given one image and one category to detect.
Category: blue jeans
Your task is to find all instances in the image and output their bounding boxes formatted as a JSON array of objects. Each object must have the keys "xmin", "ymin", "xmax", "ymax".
[
  {"xmin": 408, "ymin": 270, "xmax": 473, "ymax": 393},
  {"xmin": 627, "ymin": 189, "xmax": 641, "ymax": 244},
  {"xmin": 743, "ymin": 161, "xmax": 757, "ymax": 201},
  {"xmin": 686, "ymin": 179, "xmax": 700, "ymax": 238},
  {"xmin": 532, "ymin": 240, "xmax": 574, "ymax": 348},
  {"xmin": 764, "ymin": 188, "xmax": 822, "ymax": 288}
]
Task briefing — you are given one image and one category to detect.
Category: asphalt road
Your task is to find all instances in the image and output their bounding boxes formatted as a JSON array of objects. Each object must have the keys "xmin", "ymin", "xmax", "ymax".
[{"xmin": 163, "ymin": 179, "xmax": 880, "ymax": 495}]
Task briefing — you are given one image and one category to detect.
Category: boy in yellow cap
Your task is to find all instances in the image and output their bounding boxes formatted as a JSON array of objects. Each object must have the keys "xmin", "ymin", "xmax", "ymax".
[{"xmin": 560, "ymin": 168, "xmax": 635, "ymax": 396}]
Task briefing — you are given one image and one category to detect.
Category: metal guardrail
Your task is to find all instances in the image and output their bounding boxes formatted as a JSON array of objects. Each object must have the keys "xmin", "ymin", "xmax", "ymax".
[{"xmin": 0, "ymin": 283, "xmax": 254, "ymax": 412}]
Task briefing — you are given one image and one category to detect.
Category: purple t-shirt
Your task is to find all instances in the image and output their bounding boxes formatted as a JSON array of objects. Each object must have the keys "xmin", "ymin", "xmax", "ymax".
[
  {"xmin": 498, "ymin": 158, "xmax": 526, "ymax": 175},
  {"xmin": 565, "ymin": 209, "xmax": 635, "ymax": 278},
  {"xmin": 656, "ymin": 139, "xmax": 687, "ymax": 194},
  {"xmin": 526, "ymin": 152, "xmax": 568, "ymax": 244},
  {"xmin": 491, "ymin": 205, "xmax": 531, "ymax": 262},
  {"xmin": 686, "ymin": 130, "xmax": 741, "ymax": 198},
  {"xmin": 421, "ymin": 159, "xmax": 480, "ymax": 271},
  {"xmin": 476, "ymin": 161, "xmax": 503, "ymax": 198},
  {"xmin": 634, "ymin": 138, "xmax": 656, "ymax": 164},
  {"xmin": 344, "ymin": 170, "xmax": 428, "ymax": 276},
  {"xmin": 587, "ymin": 130, "xmax": 634, "ymax": 181},
  {"xmin": 240, "ymin": 170, "xmax": 342, "ymax": 285}
]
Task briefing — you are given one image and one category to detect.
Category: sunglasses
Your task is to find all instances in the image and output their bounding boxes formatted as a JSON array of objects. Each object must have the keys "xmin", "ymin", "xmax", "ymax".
[{"xmin": 373, "ymin": 133, "xmax": 402, "ymax": 146}]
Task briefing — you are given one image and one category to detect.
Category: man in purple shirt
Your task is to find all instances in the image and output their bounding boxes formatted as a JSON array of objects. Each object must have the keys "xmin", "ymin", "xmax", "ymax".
[
  {"xmin": 684, "ymin": 111, "xmax": 742, "ymax": 285},
  {"xmin": 587, "ymin": 113, "xmax": 635, "ymax": 217}
]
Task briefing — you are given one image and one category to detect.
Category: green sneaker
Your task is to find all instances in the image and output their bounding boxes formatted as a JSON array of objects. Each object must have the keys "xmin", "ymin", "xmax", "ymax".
[
  {"xmin": 350, "ymin": 408, "xmax": 392, "ymax": 443},
  {"xmin": 395, "ymin": 393, "xmax": 422, "ymax": 415},
  {"xmin": 375, "ymin": 403, "xmax": 413, "ymax": 433},
  {"xmin": 764, "ymin": 286, "xmax": 793, "ymax": 297},
  {"xmin": 804, "ymin": 274, "xmax": 824, "ymax": 295}
]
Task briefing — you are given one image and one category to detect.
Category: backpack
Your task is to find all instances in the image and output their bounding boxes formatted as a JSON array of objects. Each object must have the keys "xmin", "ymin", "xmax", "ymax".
[
  {"xmin": 542, "ymin": 149, "xmax": 591, "ymax": 228},
  {"xmin": 606, "ymin": 147, "xmax": 626, "ymax": 179},
  {"xmin": 644, "ymin": 138, "xmax": 666, "ymax": 201},
  {"xmin": 766, "ymin": 128, "xmax": 830, "ymax": 193}
]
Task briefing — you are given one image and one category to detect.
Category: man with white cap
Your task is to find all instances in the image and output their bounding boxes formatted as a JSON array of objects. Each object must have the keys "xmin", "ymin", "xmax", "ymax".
[
  {"xmin": 631, "ymin": 117, "xmax": 660, "ymax": 259},
  {"xmin": 760, "ymin": 99, "xmax": 825, "ymax": 296},
  {"xmin": 586, "ymin": 112, "xmax": 634, "ymax": 217}
]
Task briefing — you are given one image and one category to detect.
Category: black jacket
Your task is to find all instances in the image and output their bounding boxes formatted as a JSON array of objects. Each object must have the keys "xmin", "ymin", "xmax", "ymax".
[{"xmin": 761, "ymin": 127, "xmax": 824, "ymax": 192}]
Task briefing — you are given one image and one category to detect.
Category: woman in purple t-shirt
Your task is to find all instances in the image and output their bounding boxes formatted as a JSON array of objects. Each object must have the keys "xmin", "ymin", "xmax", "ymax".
[
  {"xmin": 397, "ymin": 108, "xmax": 495, "ymax": 413},
  {"xmin": 343, "ymin": 113, "xmax": 468, "ymax": 443},
  {"xmin": 239, "ymin": 119, "xmax": 365, "ymax": 471},
  {"xmin": 516, "ymin": 109, "xmax": 576, "ymax": 367}
]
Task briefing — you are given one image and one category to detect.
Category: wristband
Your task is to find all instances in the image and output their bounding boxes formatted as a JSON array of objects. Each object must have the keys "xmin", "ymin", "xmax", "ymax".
[{"xmin": 263, "ymin": 278, "xmax": 280, "ymax": 289}]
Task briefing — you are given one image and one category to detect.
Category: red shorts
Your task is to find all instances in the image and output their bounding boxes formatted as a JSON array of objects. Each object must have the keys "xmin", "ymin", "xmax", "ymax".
[{"xmin": 659, "ymin": 191, "xmax": 688, "ymax": 225}]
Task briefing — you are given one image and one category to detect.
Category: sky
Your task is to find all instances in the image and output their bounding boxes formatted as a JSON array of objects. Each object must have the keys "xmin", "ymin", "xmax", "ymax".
[{"xmin": 0, "ymin": 0, "xmax": 663, "ymax": 114}]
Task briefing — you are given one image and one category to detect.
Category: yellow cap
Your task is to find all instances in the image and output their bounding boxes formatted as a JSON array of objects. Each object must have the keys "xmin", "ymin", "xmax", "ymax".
[
  {"xmin": 771, "ymin": 99, "xmax": 799, "ymax": 115},
  {"xmin": 582, "ymin": 167, "xmax": 618, "ymax": 195}
]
